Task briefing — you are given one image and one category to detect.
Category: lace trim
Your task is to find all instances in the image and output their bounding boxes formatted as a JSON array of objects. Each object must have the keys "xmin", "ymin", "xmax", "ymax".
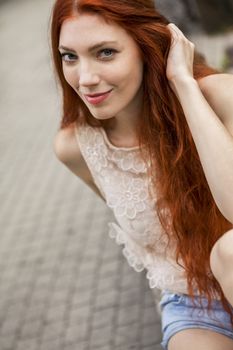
[
  {"xmin": 100, "ymin": 127, "xmax": 140, "ymax": 151},
  {"xmin": 77, "ymin": 125, "xmax": 147, "ymax": 174},
  {"xmin": 146, "ymin": 262, "xmax": 187, "ymax": 290},
  {"xmin": 108, "ymin": 222, "xmax": 188, "ymax": 291},
  {"xmin": 108, "ymin": 222, "xmax": 145, "ymax": 272}
]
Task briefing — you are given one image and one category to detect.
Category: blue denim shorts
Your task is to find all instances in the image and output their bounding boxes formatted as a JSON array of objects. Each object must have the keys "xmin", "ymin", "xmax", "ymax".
[{"xmin": 159, "ymin": 291, "xmax": 233, "ymax": 350}]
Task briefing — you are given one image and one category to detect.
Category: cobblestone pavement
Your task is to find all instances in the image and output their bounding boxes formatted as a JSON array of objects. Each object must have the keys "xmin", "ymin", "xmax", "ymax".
[{"xmin": 0, "ymin": 0, "xmax": 233, "ymax": 350}]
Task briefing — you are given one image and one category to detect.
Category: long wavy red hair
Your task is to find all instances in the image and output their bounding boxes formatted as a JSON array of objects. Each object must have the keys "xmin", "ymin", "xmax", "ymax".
[{"xmin": 50, "ymin": 0, "xmax": 233, "ymax": 320}]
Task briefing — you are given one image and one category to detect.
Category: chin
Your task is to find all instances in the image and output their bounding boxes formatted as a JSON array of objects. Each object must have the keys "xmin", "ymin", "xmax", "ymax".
[
  {"xmin": 89, "ymin": 109, "xmax": 116, "ymax": 121},
  {"xmin": 92, "ymin": 114, "xmax": 115, "ymax": 121}
]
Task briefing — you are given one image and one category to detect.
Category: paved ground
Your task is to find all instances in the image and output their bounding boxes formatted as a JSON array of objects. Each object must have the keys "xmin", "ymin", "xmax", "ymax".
[{"xmin": 0, "ymin": 1, "xmax": 233, "ymax": 350}]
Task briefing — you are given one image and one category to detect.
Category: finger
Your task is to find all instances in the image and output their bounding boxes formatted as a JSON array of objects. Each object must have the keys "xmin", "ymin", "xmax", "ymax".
[
  {"xmin": 167, "ymin": 23, "xmax": 187, "ymax": 42},
  {"xmin": 167, "ymin": 23, "xmax": 180, "ymax": 46},
  {"xmin": 167, "ymin": 23, "xmax": 184, "ymax": 37},
  {"xmin": 167, "ymin": 23, "xmax": 195, "ymax": 48}
]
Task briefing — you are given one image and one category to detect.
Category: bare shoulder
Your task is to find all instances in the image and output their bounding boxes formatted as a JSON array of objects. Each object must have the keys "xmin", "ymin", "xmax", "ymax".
[
  {"xmin": 197, "ymin": 73, "xmax": 233, "ymax": 97},
  {"xmin": 53, "ymin": 123, "xmax": 81, "ymax": 166},
  {"xmin": 53, "ymin": 123, "xmax": 105, "ymax": 200},
  {"xmin": 197, "ymin": 73, "xmax": 233, "ymax": 124}
]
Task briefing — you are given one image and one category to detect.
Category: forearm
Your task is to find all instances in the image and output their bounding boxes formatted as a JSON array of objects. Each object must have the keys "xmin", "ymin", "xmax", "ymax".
[{"xmin": 172, "ymin": 77, "xmax": 233, "ymax": 223}]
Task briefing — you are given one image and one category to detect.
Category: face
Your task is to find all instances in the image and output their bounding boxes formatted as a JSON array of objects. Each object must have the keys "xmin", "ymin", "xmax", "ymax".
[{"xmin": 59, "ymin": 13, "xmax": 144, "ymax": 121}]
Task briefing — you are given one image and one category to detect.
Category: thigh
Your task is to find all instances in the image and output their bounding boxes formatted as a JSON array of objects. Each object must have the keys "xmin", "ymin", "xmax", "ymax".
[{"xmin": 168, "ymin": 328, "xmax": 233, "ymax": 350}]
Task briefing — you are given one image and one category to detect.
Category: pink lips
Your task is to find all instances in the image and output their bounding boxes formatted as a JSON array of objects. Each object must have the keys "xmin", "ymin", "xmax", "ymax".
[{"xmin": 84, "ymin": 89, "xmax": 112, "ymax": 105}]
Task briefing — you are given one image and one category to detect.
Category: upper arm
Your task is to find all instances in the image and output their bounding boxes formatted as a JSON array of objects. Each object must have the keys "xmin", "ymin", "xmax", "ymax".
[
  {"xmin": 198, "ymin": 73, "xmax": 233, "ymax": 137},
  {"xmin": 53, "ymin": 125, "xmax": 105, "ymax": 200},
  {"xmin": 53, "ymin": 125, "xmax": 89, "ymax": 178}
]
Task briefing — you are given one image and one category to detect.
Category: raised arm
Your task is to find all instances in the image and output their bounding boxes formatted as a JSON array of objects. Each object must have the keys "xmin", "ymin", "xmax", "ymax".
[{"xmin": 166, "ymin": 24, "xmax": 233, "ymax": 224}]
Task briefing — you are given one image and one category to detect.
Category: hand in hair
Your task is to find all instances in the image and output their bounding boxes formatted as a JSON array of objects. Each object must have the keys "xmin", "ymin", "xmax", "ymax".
[{"xmin": 166, "ymin": 23, "xmax": 195, "ymax": 89}]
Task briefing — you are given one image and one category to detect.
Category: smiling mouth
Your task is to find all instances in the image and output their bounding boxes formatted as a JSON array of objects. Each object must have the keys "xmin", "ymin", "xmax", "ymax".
[
  {"xmin": 83, "ymin": 89, "xmax": 113, "ymax": 105},
  {"xmin": 85, "ymin": 89, "xmax": 112, "ymax": 97}
]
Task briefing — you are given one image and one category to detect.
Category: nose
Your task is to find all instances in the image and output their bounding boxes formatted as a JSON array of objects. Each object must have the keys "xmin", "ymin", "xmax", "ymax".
[{"xmin": 78, "ymin": 61, "xmax": 100, "ymax": 87}]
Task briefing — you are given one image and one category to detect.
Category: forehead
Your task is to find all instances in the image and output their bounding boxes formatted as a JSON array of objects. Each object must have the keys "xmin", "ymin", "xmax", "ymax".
[{"xmin": 59, "ymin": 13, "xmax": 131, "ymax": 46}]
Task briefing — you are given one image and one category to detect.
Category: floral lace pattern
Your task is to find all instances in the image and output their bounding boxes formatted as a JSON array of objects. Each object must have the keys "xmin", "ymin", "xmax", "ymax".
[
  {"xmin": 77, "ymin": 127, "xmax": 108, "ymax": 173},
  {"xmin": 75, "ymin": 124, "xmax": 189, "ymax": 294},
  {"xmin": 107, "ymin": 176, "xmax": 148, "ymax": 219},
  {"xmin": 110, "ymin": 150, "xmax": 147, "ymax": 174}
]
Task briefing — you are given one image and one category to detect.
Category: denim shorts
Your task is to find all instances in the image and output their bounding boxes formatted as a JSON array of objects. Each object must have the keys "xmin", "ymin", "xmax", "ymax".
[{"xmin": 159, "ymin": 291, "xmax": 233, "ymax": 350}]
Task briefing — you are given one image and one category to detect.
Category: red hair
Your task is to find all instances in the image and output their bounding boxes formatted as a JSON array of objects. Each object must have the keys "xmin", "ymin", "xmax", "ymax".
[{"xmin": 50, "ymin": 0, "xmax": 233, "ymax": 320}]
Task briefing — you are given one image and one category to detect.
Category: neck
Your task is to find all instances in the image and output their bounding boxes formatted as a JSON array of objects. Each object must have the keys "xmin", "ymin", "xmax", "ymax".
[{"xmin": 106, "ymin": 85, "xmax": 143, "ymax": 137}]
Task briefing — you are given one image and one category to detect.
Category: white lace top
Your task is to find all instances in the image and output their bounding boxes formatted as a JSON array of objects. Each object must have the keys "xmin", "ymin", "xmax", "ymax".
[{"xmin": 75, "ymin": 123, "xmax": 189, "ymax": 294}]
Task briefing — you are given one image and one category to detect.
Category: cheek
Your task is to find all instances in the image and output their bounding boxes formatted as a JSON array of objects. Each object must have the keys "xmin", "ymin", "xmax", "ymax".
[
  {"xmin": 118, "ymin": 61, "xmax": 143, "ymax": 92},
  {"xmin": 62, "ymin": 66, "xmax": 77, "ymax": 89}
]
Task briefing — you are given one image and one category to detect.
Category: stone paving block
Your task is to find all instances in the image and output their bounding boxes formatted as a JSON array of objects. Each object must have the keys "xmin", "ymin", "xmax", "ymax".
[
  {"xmin": 85, "ymin": 306, "xmax": 116, "ymax": 326},
  {"xmin": 33, "ymin": 273, "xmax": 53, "ymax": 290},
  {"xmin": 119, "ymin": 289, "xmax": 143, "ymax": 307},
  {"xmin": 20, "ymin": 319, "xmax": 42, "ymax": 339},
  {"xmin": 5, "ymin": 300, "xmax": 28, "ymax": 317},
  {"xmin": 0, "ymin": 264, "xmax": 22, "ymax": 281},
  {"xmin": 49, "ymin": 290, "xmax": 70, "ymax": 307},
  {"xmin": 79, "ymin": 259, "xmax": 103, "ymax": 273},
  {"xmin": 68, "ymin": 306, "xmax": 91, "ymax": 325},
  {"xmin": 91, "ymin": 309, "xmax": 115, "ymax": 328},
  {"xmin": 142, "ymin": 305, "xmax": 159, "ymax": 326},
  {"xmin": 94, "ymin": 290, "xmax": 119, "ymax": 310},
  {"xmin": 68, "ymin": 289, "xmax": 93, "ymax": 308},
  {"xmin": 75, "ymin": 277, "xmax": 98, "ymax": 294},
  {"xmin": 0, "ymin": 334, "xmax": 17, "ymax": 350},
  {"xmin": 141, "ymin": 323, "xmax": 162, "ymax": 346},
  {"xmin": 119, "ymin": 270, "xmax": 142, "ymax": 290},
  {"xmin": 36, "ymin": 254, "xmax": 61, "ymax": 271},
  {"xmin": 96, "ymin": 278, "xmax": 120, "ymax": 294},
  {"xmin": 117, "ymin": 305, "xmax": 140, "ymax": 326},
  {"xmin": 40, "ymin": 321, "xmax": 64, "ymax": 343},
  {"xmin": 97, "ymin": 273, "xmax": 112, "ymax": 290},
  {"xmin": 89, "ymin": 326, "xmax": 113, "ymax": 348},
  {"xmin": 39, "ymin": 336, "xmax": 62, "ymax": 350},
  {"xmin": 65, "ymin": 322, "xmax": 89, "ymax": 343},
  {"xmin": 7, "ymin": 286, "xmax": 32, "ymax": 305},
  {"xmin": 23, "ymin": 303, "xmax": 46, "ymax": 323},
  {"xmin": 144, "ymin": 344, "xmax": 163, "ymax": 350},
  {"xmin": 45, "ymin": 304, "xmax": 67, "ymax": 323},
  {"xmin": 0, "ymin": 281, "xmax": 14, "ymax": 299},
  {"xmin": 114, "ymin": 324, "xmax": 140, "ymax": 347},
  {"xmin": 93, "ymin": 346, "xmax": 113, "ymax": 350},
  {"xmin": 98, "ymin": 263, "xmax": 120, "ymax": 278},
  {"xmin": 145, "ymin": 290, "xmax": 158, "ymax": 307},
  {"xmin": 53, "ymin": 273, "xmax": 77, "ymax": 291},
  {"xmin": 25, "ymin": 288, "xmax": 51, "ymax": 309},
  {"xmin": 1, "ymin": 317, "xmax": 21, "ymax": 336},
  {"xmin": 15, "ymin": 339, "xmax": 39, "ymax": 350},
  {"xmin": 64, "ymin": 339, "xmax": 89, "ymax": 350}
]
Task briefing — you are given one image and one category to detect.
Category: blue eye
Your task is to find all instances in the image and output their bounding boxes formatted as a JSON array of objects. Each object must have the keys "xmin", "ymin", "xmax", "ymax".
[
  {"xmin": 98, "ymin": 48, "xmax": 117, "ymax": 59},
  {"xmin": 60, "ymin": 53, "xmax": 77, "ymax": 62}
]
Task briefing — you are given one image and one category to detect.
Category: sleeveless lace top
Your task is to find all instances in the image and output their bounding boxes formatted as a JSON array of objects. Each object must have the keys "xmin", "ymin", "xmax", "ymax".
[{"xmin": 75, "ymin": 123, "xmax": 189, "ymax": 294}]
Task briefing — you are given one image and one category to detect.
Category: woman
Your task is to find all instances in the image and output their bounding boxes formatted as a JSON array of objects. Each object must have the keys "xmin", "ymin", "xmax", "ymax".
[{"xmin": 50, "ymin": 0, "xmax": 233, "ymax": 349}]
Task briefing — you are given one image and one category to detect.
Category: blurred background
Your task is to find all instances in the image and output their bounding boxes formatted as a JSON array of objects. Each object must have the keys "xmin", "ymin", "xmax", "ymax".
[
  {"xmin": 0, "ymin": 1, "xmax": 232, "ymax": 350},
  {"xmin": 157, "ymin": 0, "xmax": 233, "ymax": 71}
]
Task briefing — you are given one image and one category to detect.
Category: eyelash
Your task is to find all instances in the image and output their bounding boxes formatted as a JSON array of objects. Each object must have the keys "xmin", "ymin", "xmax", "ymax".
[
  {"xmin": 60, "ymin": 53, "xmax": 77, "ymax": 62},
  {"xmin": 60, "ymin": 48, "xmax": 118, "ymax": 63},
  {"xmin": 98, "ymin": 48, "xmax": 117, "ymax": 59}
]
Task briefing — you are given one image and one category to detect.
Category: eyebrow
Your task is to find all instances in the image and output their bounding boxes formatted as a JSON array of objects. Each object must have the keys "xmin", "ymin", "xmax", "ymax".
[{"xmin": 59, "ymin": 41, "xmax": 118, "ymax": 53}]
